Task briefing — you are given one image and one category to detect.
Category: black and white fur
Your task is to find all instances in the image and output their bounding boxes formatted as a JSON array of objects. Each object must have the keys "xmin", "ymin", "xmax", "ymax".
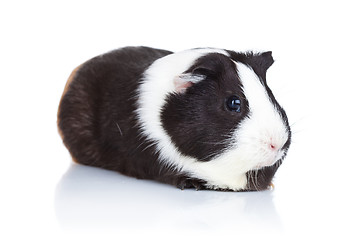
[{"xmin": 57, "ymin": 46, "xmax": 291, "ymax": 191}]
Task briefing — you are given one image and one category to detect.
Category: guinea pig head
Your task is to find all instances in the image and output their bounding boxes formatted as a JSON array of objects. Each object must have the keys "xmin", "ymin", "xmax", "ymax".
[{"xmin": 160, "ymin": 51, "xmax": 291, "ymax": 190}]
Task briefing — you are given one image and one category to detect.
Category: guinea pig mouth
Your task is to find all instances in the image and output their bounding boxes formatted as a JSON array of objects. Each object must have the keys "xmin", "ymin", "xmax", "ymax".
[{"xmin": 253, "ymin": 149, "xmax": 285, "ymax": 169}]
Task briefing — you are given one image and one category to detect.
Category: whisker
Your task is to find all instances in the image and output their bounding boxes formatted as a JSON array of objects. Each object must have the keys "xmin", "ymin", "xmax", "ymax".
[
  {"xmin": 195, "ymin": 140, "xmax": 230, "ymax": 146},
  {"xmin": 114, "ymin": 121, "xmax": 123, "ymax": 136},
  {"xmin": 246, "ymin": 171, "xmax": 251, "ymax": 190},
  {"xmin": 256, "ymin": 169, "xmax": 261, "ymax": 191},
  {"xmin": 199, "ymin": 151, "xmax": 220, "ymax": 161},
  {"xmin": 141, "ymin": 141, "xmax": 158, "ymax": 152}
]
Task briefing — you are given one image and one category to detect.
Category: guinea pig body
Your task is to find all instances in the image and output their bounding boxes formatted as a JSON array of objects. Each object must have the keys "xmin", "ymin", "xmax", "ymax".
[{"xmin": 58, "ymin": 46, "xmax": 291, "ymax": 191}]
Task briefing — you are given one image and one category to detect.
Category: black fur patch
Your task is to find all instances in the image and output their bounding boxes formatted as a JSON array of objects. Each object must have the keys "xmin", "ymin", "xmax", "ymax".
[
  {"xmin": 58, "ymin": 47, "xmax": 185, "ymax": 184},
  {"xmin": 161, "ymin": 53, "xmax": 250, "ymax": 161}
]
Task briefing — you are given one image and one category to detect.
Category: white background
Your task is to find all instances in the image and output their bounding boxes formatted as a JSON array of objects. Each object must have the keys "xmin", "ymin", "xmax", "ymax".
[{"xmin": 1, "ymin": 0, "xmax": 359, "ymax": 239}]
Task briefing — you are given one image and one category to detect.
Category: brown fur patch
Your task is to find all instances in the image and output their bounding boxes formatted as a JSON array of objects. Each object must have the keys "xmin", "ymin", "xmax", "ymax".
[
  {"xmin": 60, "ymin": 64, "xmax": 83, "ymax": 103},
  {"xmin": 57, "ymin": 64, "xmax": 83, "ymax": 163}
]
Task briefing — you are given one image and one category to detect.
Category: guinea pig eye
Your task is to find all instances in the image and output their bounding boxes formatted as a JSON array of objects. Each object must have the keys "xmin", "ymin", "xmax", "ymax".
[{"xmin": 226, "ymin": 96, "xmax": 242, "ymax": 112}]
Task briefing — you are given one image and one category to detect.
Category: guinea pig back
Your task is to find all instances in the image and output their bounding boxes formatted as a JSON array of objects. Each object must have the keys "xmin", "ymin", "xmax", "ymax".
[{"xmin": 57, "ymin": 46, "xmax": 291, "ymax": 191}]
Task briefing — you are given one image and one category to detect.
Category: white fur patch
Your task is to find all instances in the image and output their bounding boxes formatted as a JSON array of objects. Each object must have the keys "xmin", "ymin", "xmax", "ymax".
[
  {"xmin": 136, "ymin": 49, "xmax": 289, "ymax": 191},
  {"xmin": 232, "ymin": 62, "xmax": 289, "ymax": 169}
]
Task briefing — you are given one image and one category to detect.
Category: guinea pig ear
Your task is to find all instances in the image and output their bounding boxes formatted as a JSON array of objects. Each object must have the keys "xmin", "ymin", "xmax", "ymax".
[
  {"xmin": 251, "ymin": 51, "xmax": 274, "ymax": 80},
  {"xmin": 259, "ymin": 51, "xmax": 274, "ymax": 70},
  {"xmin": 173, "ymin": 73, "xmax": 205, "ymax": 93},
  {"xmin": 191, "ymin": 64, "xmax": 217, "ymax": 77},
  {"xmin": 173, "ymin": 54, "xmax": 221, "ymax": 93}
]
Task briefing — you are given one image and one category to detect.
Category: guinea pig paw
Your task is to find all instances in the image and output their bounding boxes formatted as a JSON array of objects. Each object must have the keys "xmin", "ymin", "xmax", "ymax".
[
  {"xmin": 176, "ymin": 177, "xmax": 206, "ymax": 191},
  {"xmin": 192, "ymin": 180, "xmax": 206, "ymax": 191}
]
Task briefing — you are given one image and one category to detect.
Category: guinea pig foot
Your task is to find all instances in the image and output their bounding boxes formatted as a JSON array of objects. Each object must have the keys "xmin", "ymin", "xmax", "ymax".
[
  {"xmin": 268, "ymin": 182, "xmax": 275, "ymax": 190},
  {"xmin": 192, "ymin": 180, "xmax": 206, "ymax": 191},
  {"xmin": 176, "ymin": 177, "xmax": 206, "ymax": 191}
]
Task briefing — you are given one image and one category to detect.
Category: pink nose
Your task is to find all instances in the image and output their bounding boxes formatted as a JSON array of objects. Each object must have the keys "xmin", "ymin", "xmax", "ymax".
[{"xmin": 269, "ymin": 144, "xmax": 277, "ymax": 150}]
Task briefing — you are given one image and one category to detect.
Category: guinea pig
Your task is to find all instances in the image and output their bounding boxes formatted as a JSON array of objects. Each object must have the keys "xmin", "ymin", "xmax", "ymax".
[{"xmin": 57, "ymin": 46, "xmax": 291, "ymax": 191}]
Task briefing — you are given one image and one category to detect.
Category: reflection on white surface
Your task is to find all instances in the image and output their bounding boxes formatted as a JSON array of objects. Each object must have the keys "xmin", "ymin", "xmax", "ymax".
[{"xmin": 55, "ymin": 163, "xmax": 281, "ymax": 234}]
